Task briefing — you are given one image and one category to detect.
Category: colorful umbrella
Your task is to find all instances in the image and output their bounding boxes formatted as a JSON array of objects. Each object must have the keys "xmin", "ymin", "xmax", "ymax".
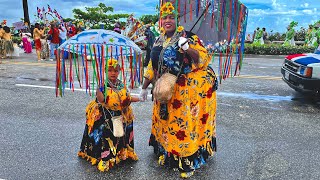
[
  {"xmin": 56, "ymin": 29, "xmax": 144, "ymax": 97},
  {"xmin": 59, "ymin": 29, "xmax": 142, "ymax": 55}
]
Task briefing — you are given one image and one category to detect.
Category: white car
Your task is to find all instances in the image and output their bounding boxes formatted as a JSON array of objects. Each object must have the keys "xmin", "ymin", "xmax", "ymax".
[{"xmin": 281, "ymin": 46, "xmax": 320, "ymax": 94}]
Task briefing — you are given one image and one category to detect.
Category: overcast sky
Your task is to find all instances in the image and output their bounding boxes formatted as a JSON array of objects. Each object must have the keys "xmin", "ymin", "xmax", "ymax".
[{"xmin": 1, "ymin": 0, "xmax": 319, "ymax": 33}]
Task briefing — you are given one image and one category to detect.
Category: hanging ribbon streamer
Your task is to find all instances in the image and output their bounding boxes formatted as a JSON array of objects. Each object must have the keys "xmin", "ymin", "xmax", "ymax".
[
  {"xmin": 89, "ymin": 45, "xmax": 96, "ymax": 97},
  {"xmin": 120, "ymin": 46, "xmax": 126, "ymax": 87},
  {"xmin": 80, "ymin": 45, "xmax": 87, "ymax": 94},
  {"xmin": 129, "ymin": 47, "xmax": 134, "ymax": 89},
  {"xmin": 97, "ymin": 44, "xmax": 103, "ymax": 90},
  {"xmin": 184, "ymin": 1, "xmax": 187, "ymax": 23},
  {"xmin": 101, "ymin": 45, "xmax": 105, "ymax": 91},
  {"xmin": 190, "ymin": 0, "xmax": 193, "ymax": 21},
  {"xmin": 69, "ymin": 45, "xmax": 74, "ymax": 91},
  {"xmin": 104, "ymin": 45, "xmax": 109, "ymax": 100},
  {"xmin": 56, "ymin": 48, "xmax": 61, "ymax": 97}
]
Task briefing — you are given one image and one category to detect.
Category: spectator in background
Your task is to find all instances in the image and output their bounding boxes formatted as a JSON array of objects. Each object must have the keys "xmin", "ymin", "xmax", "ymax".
[
  {"xmin": 252, "ymin": 27, "xmax": 259, "ymax": 41},
  {"xmin": 262, "ymin": 27, "xmax": 268, "ymax": 41},
  {"xmin": 30, "ymin": 25, "xmax": 35, "ymax": 38},
  {"xmin": 76, "ymin": 26, "xmax": 83, "ymax": 34},
  {"xmin": 67, "ymin": 23, "xmax": 77, "ymax": 38},
  {"xmin": 48, "ymin": 23, "xmax": 60, "ymax": 61},
  {"xmin": 114, "ymin": 22, "xmax": 121, "ymax": 34},
  {"xmin": 21, "ymin": 30, "xmax": 32, "ymax": 53},
  {"xmin": 2, "ymin": 26, "xmax": 14, "ymax": 59},
  {"xmin": 40, "ymin": 25, "xmax": 49, "ymax": 60},
  {"xmin": 33, "ymin": 23, "xmax": 44, "ymax": 61},
  {"xmin": 143, "ymin": 25, "xmax": 155, "ymax": 67},
  {"xmin": 59, "ymin": 23, "xmax": 67, "ymax": 45},
  {"xmin": 245, "ymin": 34, "xmax": 252, "ymax": 43},
  {"xmin": 0, "ymin": 25, "xmax": 5, "ymax": 61}
]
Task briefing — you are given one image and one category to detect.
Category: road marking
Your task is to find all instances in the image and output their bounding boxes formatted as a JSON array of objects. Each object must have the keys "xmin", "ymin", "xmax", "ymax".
[
  {"xmin": 234, "ymin": 75, "xmax": 282, "ymax": 80},
  {"xmin": 15, "ymin": 84, "xmax": 151, "ymax": 97},
  {"xmin": 5, "ymin": 61, "xmax": 282, "ymax": 80},
  {"xmin": 3, "ymin": 61, "xmax": 56, "ymax": 67},
  {"xmin": 216, "ymin": 75, "xmax": 282, "ymax": 80}
]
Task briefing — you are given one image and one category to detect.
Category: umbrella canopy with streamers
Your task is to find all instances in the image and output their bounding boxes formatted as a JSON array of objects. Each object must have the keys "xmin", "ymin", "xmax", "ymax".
[
  {"xmin": 160, "ymin": 0, "xmax": 248, "ymax": 80},
  {"xmin": 59, "ymin": 29, "xmax": 143, "ymax": 55},
  {"xmin": 56, "ymin": 29, "xmax": 144, "ymax": 97}
]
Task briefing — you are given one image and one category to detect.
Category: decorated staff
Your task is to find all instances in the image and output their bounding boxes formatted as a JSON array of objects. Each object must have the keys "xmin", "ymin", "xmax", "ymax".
[{"xmin": 35, "ymin": 4, "xmax": 64, "ymax": 26}]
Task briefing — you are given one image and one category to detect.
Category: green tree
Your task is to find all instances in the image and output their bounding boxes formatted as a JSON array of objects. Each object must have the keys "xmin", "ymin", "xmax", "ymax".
[
  {"xmin": 63, "ymin": 18, "xmax": 75, "ymax": 23},
  {"xmin": 139, "ymin": 15, "xmax": 158, "ymax": 25},
  {"xmin": 72, "ymin": 3, "xmax": 129, "ymax": 30}
]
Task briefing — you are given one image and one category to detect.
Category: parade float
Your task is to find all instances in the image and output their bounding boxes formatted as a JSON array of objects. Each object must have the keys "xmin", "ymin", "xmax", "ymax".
[{"xmin": 121, "ymin": 15, "xmax": 148, "ymax": 50}]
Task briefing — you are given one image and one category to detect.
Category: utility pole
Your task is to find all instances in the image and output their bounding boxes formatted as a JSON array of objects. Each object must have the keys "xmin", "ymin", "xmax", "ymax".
[{"xmin": 22, "ymin": 0, "xmax": 30, "ymax": 27}]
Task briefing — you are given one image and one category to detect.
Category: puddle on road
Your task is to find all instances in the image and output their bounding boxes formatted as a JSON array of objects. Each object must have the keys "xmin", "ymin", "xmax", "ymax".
[
  {"xmin": 218, "ymin": 92, "xmax": 320, "ymax": 107},
  {"xmin": 218, "ymin": 92, "xmax": 293, "ymax": 102}
]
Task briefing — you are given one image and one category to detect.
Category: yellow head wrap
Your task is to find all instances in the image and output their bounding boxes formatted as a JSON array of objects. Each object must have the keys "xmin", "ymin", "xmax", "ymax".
[
  {"xmin": 160, "ymin": 2, "xmax": 176, "ymax": 18},
  {"xmin": 108, "ymin": 58, "xmax": 120, "ymax": 68}
]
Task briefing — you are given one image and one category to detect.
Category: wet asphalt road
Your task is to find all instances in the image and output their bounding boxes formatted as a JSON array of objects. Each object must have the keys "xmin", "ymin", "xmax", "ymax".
[{"xmin": 0, "ymin": 53, "xmax": 319, "ymax": 180}]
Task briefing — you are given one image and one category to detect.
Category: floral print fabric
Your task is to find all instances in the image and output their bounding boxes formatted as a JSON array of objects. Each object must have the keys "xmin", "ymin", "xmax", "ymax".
[
  {"xmin": 78, "ymin": 80, "xmax": 138, "ymax": 172},
  {"xmin": 145, "ymin": 32, "xmax": 218, "ymax": 172}
]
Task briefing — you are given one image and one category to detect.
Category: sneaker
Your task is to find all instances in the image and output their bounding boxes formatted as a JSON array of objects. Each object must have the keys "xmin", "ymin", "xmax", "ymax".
[{"xmin": 49, "ymin": 59, "xmax": 54, "ymax": 61}]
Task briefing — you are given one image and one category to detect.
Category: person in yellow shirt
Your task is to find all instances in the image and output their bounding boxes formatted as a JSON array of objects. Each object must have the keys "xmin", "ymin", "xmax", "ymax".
[{"xmin": 139, "ymin": 2, "xmax": 218, "ymax": 178}]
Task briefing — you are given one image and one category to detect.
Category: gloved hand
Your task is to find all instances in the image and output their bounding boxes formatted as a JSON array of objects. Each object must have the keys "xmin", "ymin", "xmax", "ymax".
[
  {"xmin": 139, "ymin": 88, "xmax": 148, "ymax": 102},
  {"xmin": 178, "ymin": 37, "xmax": 189, "ymax": 51}
]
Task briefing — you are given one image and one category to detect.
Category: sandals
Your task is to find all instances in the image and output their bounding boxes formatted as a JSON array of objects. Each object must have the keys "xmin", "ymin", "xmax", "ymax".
[{"xmin": 180, "ymin": 171, "xmax": 195, "ymax": 178}]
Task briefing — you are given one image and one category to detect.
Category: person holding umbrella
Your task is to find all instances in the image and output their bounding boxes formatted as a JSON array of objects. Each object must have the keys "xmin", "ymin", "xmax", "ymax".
[
  {"xmin": 78, "ymin": 58, "xmax": 141, "ymax": 172},
  {"xmin": 139, "ymin": 2, "xmax": 218, "ymax": 178}
]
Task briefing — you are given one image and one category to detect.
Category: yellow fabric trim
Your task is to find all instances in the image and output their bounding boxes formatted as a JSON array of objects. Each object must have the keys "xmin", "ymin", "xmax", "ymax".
[
  {"xmin": 85, "ymin": 100, "xmax": 99, "ymax": 134},
  {"xmin": 189, "ymin": 35, "xmax": 210, "ymax": 70},
  {"xmin": 144, "ymin": 60, "xmax": 154, "ymax": 80},
  {"xmin": 78, "ymin": 148, "xmax": 138, "ymax": 172}
]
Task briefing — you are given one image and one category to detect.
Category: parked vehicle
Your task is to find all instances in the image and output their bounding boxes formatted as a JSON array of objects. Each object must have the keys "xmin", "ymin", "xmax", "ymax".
[{"xmin": 281, "ymin": 46, "xmax": 320, "ymax": 94}]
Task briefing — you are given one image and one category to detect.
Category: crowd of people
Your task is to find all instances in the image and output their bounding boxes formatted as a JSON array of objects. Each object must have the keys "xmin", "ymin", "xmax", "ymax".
[
  {"xmin": 0, "ymin": 20, "xmax": 83, "ymax": 62},
  {"xmin": 245, "ymin": 21, "xmax": 320, "ymax": 47},
  {"xmin": 19, "ymin": 21, "xmax": 80, "ymax": 61},
  {"xmin": 246, "ymin": 27, "xmax": 268, "ymax": 45}
]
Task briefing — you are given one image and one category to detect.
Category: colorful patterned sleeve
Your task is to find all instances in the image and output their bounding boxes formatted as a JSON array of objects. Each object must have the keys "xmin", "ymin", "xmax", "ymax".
[
  {"xmin": 188, "ymin": 35, "xmax": 211, "ymax": 70},
  {"xmin": 143, "ymin": 60, "xmax": 154, "ymax": 80}
]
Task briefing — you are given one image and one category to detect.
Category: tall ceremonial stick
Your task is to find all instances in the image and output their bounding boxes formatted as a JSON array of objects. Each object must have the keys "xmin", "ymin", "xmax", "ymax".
[{"xmin": 190, "ymin": 2, "xmax": 212, "ymax": 32}]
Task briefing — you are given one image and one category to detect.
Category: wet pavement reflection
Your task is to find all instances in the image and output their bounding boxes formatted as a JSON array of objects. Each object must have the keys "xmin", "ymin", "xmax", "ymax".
[
  {"xmin": 218, "ymin": 91, "xmax": 320, "ymax": 107},
  {"xmin": 218, "ymin": 92, "xmax": 293, "ymax": 102}
]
